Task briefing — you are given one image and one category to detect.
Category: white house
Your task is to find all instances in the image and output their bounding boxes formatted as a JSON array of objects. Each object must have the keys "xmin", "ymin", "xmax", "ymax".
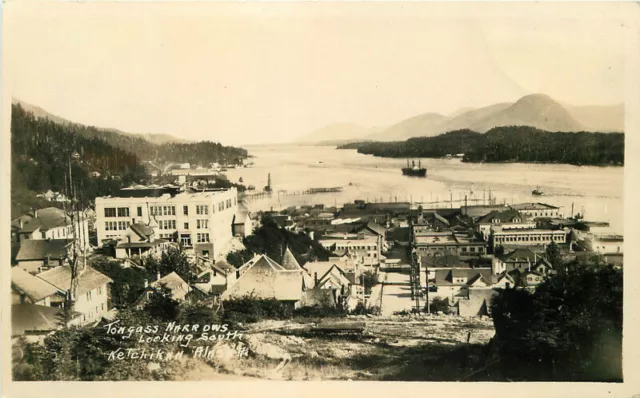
[
  {"xmin": 36, "ymin": 265, "xmax": 113, "ymax": 325},
  {"xmin": 16, "ymin": 207, "xmax": 90, "ymax": 249}
]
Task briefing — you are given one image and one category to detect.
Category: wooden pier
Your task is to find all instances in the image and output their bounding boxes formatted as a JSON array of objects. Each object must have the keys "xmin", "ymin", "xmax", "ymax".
[{"xmin": 241, "ymin": 187, "xmax": 343, "ymax": 201}]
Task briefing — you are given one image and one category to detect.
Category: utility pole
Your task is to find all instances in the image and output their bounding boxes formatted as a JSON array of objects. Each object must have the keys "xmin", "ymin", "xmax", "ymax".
[
  {"xmin": 425, "ymin": 262, "xmax": 430, "ymax": 314},
  {"xmin": 464, "ymin": 195, "xmax": 468, "ymax": 216}
]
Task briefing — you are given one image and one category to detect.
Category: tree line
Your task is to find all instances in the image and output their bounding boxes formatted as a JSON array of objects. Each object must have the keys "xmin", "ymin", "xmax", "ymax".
[
  {"xmin": 11, "ymin": 103, "xmax": 249, "ymax": 217},
  {"xmin": 338, "ymin": 126, "xmax": 624, "ymax": 166}
]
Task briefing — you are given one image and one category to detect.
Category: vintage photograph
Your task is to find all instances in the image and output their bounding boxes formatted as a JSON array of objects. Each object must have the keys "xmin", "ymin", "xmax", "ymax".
[{"xmin": 3, "ymin": 1, "xmax": 629, "ymax": 385}]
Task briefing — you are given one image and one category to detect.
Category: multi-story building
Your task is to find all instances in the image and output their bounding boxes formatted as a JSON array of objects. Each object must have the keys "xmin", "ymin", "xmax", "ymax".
[
  {"xmin": 475, "ymin": 208, "xmax": 536, "ymax": 241},
  {"xmin": 95, "ymin": 185, "xmax": 239, "ymax": 260},
  {"xmin": 319, "ymin": 235, "xmax": 381, "ymax": 267},
  {"xmin": 413, "ymin": 231, "xmax": 488, "ymax": 258},
  {"xmin": 510, "ymin": 203, "xmax": 561, "ymax": 219},
  {"xmin": 491, "ymin": 228, "xmax": 567, "ymax": 247}
]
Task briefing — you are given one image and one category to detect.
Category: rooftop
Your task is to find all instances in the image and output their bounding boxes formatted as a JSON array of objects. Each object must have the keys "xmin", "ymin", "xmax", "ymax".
[
  {"xmin": 477, "ymin": 209, "xmax": 523, "ymax": 224},
  {"xmin": 225, "ymin": 254, "xmax": 303, "ymax": 301},
  {"xmin": 18, "ymin": 207, "xmax": 72, "ymax": 233},
  {"xmin": 414, "ymin": 233, "xmax": 457, "ymax": 245},
  {"xmin": 280, "ymin": 247, "xmax": 302, "ymax": 271},
  {"xmin": 511, "ymin": 202, "xmax": 560, "ymax": 211},
  {"xmin": 98, "ymin": 186, "xmax": 235, "ymax": 200},
  {"xmin": 151, "ymin": 272, "xmax": 190, "ymax": 301},
  {"xmin": 492, "ymin": 229, "xmax": 565, "ymax": 235},
  {"xmin": 37, "ymin": 266, "xmax": 113, "ymax": 296},
  {"xmin": 12, "ymin": 267, "xmax": 62, "ymax": 303},
  {"xmin": 15, "ymin": 239, "xmax": 72, "ymax": 261}
]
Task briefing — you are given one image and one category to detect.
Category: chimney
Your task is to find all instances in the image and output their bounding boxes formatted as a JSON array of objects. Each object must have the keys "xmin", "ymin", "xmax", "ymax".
[
  {"xmin": 19, "ymin": 219, "xmax": 24, "ymax": 229},
  {"xmin": 144, "ymin": 279, "xmax": 149, "ymax": 288},
  {"xmin": 157, "ymin": 272, "xmax": 161, "ymax": 281},
  {"xmin": 34, "ymin": 209, "xmax": 38, "ymax": 218},
  {"xmin": 314, "ymin": 272, "xmax": 318, "ymax": 284}
]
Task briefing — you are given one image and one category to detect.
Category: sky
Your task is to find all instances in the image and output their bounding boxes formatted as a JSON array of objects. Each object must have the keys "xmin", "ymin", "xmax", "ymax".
[{"xmin": 4, "ymin": 2, "xmax": 632, "ymax": 146}]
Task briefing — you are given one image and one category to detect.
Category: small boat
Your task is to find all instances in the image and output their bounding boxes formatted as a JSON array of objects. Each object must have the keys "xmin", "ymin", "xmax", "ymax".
[
  {"xmin": 239, "ymin": 177, "xmax": 244, "ymax": 183},
  {"xmin": 532, "ymin": 186, "xmax": 543, "ymax": 196}
]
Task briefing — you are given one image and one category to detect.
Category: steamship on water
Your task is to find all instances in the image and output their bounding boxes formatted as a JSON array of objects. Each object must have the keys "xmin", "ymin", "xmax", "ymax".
[{"xmin": 401, "ymin": 159, "xmax": 427, "ymax": 177}]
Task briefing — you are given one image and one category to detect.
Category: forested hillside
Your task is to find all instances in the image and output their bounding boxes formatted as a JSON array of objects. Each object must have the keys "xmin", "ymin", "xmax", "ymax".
[
  {"xmin": 338, "ymin": 126, "xmax": 624, "ymax": 166},
  {"xmin": 12, "ymin": 103, "xmax": 248, "ymax": 166},
  {"xmin": 465, "ymin": 126, "xmax": 624, "ymax": 165},
  {"xmin": 11, "ymin": 104, "xmax": 148, "ymax": 216},
  {"xmin": 338, "ymin": 129, "xmax": 483, "ymax": 157},
  {"xmin": 11, "ymin": 103, "xmax": 249, "ymax": 216}
]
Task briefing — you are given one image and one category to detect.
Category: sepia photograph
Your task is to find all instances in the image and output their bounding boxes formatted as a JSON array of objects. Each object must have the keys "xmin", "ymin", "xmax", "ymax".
[{"xmin": 1, "ymin": 0, "xmax": 637, "ymax": 392}]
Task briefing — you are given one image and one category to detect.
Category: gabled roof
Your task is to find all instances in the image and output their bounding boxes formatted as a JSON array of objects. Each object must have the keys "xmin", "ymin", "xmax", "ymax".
[
  {"xmin": 151, "ymin": 272, "xmax": 190, "ymax": 301},
  {"xmin": 11, "ymin": 215, "xmax": 33, "ymax": 230},
  {"xmin": 15, "ymin": 239, "xmax": 72, "ymax": 261},
  {"xmin": 280, "ymin": 247, "xmax": 301, "ymax": 270},
  {"xmin": 19, "ymin": 207, "xmax": 72, "ymax": 233},
  {"xmin": 435, "ymin": 268, "xmax": 496, "ymax": 287},
  {"xmin": 365, "ymin": 221, "xmax": 386, "ymax": 237},
  {"xmin": 317, "ymin": 264, "xmax": 351, "ymax": 289},
  {"xmin": 501, "ymin": 248, "xmax": 537, "ymax": 262},
  {"xmin": 224, "ymin": 254, "xmax": 303, "ymax": 301},
  {"xmin": 37, "ymin": 266, "xmax": 113, "ymax": 296},
  {"xmin": 12, "ymin": 267, "xmax": 63, "ymax": 303},
  {"xmin": 130, "ymin": 223, "xmax": 154, "ymax": 239},
  {"xmin": 501, "ymin": 248, "xmax": 552, "ymax": 268},
  {"xmin": 477, "ymin": 209, "xmax": 523, "ymax": 224}
]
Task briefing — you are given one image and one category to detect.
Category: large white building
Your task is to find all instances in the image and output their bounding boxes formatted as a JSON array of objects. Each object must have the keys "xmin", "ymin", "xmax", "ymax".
[{"xmin": 95, "ymin": 186, "xmax": 239, "ymax": 260}]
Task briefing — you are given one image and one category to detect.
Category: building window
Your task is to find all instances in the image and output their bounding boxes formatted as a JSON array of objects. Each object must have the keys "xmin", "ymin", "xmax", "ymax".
[
  {"xmin": 105, "ymin": 221, "xmax": 118, "ymax": 231},
  {"xmin": 197, "ymin": 233, "xmax": 210, "ymax": 243},
  {"xmin": 197, "ymin": 219, "xmax": 209, "ymax": 229},
  {"xmin": 86, "ymin": 290, "xmax": 92, "ymax": 301},
  {"xmin": 180, "ymin": 234, "xmax": 192, "ymax": 247},
  {"xmin": 203, "ymin": 250, "xmax": 210, "ymax": 257},
  {"xmin": 184, "ymin": 223, "xmax": 189, "ymax": 229},
  {"xmin": 160, "ymin": 220, "xmax": 176, "ymax": 230},
  {"xmin": 137, "ymin": 207, "xmax": 143, "ymax": 217},
  {"xmin": 98, "ymin": 286, "xmax": 102, "ymax": 295},
  {"xmin": 161, "ymin": 206, "xmax": 176, "ymax": 216},
  {"xmin": 117, "ymin": 207, "xmax": 130, "ymax": 217},
  {"xmin": 101, "ymin": 303, "xmax": 104, "ymax": 311},
  {"xmin": 104, "ymin": 208, "xmax": 116, "ymax": 217},
  {"xmin": 196, "ymin": 205, "xmax": 209, "ymax": 215}
]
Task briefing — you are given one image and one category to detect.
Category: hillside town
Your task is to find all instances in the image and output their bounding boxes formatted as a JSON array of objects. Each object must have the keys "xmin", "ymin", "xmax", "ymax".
[{"xmin": 11, "ymin": 175, "xmax": 623, "ymax": 340}]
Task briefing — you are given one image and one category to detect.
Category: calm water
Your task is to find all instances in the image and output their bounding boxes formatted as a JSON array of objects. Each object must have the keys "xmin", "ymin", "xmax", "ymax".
[{"xmin": 225, "ymin": 145, "xmax": 624, "ymax": 233}]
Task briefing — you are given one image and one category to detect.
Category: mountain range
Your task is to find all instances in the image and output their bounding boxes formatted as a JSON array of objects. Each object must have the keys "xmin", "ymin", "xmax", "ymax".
[
  {"xmin": 12, "ymin": 99, "xmax": 191, "ymax": 145},
  {"xmin": 299, "ymin": 94, "xmax": 624, "ymax": 143}
]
